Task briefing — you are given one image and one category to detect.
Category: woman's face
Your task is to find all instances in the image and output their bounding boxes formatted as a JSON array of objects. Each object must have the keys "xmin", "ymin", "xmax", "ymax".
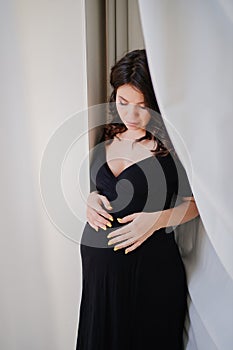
[{"xmin": 115, "ymin": 84, "xmax": 151, "ymax": 131}]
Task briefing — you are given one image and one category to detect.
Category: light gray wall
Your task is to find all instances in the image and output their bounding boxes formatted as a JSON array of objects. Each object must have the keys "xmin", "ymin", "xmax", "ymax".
[{"xmin": 0, "ymin": 1, "xmax": 88, "ymax": 349}]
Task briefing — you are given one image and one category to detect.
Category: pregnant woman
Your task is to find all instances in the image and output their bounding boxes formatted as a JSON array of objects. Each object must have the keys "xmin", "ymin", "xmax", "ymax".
[{"xmin": 76, "ymin": 49, "xmax": 199, "ymax": 350}]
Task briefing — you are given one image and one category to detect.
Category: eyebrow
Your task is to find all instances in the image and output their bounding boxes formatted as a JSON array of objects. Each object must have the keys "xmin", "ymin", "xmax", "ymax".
[{"xmin": 118, "ymin": 95, "xmax": 145, "ymax": 104}]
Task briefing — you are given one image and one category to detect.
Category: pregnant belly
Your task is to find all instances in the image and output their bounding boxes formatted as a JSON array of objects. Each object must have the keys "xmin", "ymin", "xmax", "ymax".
[{"xmin": 80, "ymin": 219, "xmax": 176, "ymax": 250}]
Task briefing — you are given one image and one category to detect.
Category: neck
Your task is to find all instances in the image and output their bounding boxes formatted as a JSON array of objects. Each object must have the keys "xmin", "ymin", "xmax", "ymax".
[{"xmin": 119, "ymin": 129, "xmax": 146, "ymax": 141}]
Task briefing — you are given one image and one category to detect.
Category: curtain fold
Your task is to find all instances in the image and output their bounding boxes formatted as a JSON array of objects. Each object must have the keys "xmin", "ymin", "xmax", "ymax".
[
  {"xmin": 105, "ymin": 0, "xmax": 144, "ymax": 95},
  {"xmin": 138, "ymin": 0, "xmax": 233, "ymax": 349}
]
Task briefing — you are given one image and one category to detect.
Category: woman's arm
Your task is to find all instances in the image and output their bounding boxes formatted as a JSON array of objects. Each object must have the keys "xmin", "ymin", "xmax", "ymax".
[
  {"xmin": 107, "ymin": 197, "xmax": 200, "ymax": 254},
  {"xmin": 156, "ymin": 197, "xmax": 200, "ymax": 230}
]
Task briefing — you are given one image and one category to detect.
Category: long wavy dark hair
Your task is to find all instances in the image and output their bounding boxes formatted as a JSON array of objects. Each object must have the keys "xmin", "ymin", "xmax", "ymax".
[{"xmin": 102, "ymin": 49, "xmax": 175, "ymax": 157}]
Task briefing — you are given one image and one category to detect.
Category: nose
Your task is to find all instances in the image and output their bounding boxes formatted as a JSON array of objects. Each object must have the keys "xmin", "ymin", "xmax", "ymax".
[{"xmin": 125, "ymin": 104, "xmax": 139, "ymax": 120}]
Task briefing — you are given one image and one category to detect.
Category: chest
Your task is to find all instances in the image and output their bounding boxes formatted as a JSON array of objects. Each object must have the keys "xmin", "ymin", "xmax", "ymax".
[{"xmin": 105, "ymin": 138, "xmax": 157, "ymax": 178}]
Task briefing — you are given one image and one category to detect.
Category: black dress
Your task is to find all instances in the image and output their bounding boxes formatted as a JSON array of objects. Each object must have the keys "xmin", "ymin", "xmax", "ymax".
[{"xmin": 76, "ymin": 140, "xmax": 193, "ymax": 350}]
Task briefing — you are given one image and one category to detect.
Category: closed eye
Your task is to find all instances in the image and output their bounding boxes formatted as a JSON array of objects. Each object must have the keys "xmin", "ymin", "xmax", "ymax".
[
  {"xmin": 119, "ymin": 101, "xmax": 127, "ymax": 106},
  {"xmin": 118, "ymin": 100, "xmax": 146, "ymax": 109}
]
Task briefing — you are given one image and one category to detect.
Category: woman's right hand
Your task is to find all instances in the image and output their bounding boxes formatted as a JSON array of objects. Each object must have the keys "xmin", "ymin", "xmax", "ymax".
[{"xmin": 86, "ymin": 191, "xmax": 114, "ymax": 231}]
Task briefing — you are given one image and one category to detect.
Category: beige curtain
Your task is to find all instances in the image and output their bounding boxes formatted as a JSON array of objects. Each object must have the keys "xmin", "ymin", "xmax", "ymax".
[{"xmin": 105, "ymin": 0, "xmax": 145, "ymax": 95}]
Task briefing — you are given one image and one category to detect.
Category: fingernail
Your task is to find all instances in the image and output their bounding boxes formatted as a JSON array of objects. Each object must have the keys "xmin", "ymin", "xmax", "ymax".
[
  {"xmin": 125, "ymin": 249, "xmax": 128, "ymax": 254},
  {"xmin": 117, "ymin": 218, "xmax": 122, "ymax": 223},
  {"xmin": 95, "ymin": 227, "xmax": 98, "ymax": 232},
  {"xmin": 114, "ymin": 247, "xmax": 118, "ymax": 251},
  {"xmin": 108, "ymin": 206, "xmax": 113, "ymax": 210},
  {"xmin": 109, "ymin": 216, "xmax": 114, "ymax": 221},
  {"xmin": 106, "ymin": 222, "xmax": 112, "ymax": 227},
  {"xmin": 101, "ymin": 226, "xmax": 107, "ymax": 230},
  {"xmin": 108, "ymin": 241, "xmax": 112, "ymax": 245}
]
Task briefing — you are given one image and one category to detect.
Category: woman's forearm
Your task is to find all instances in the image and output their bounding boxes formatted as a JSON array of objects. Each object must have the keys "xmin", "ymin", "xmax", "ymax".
[{"xmin": 156, "ymin": 200, "xmax": 200, "ymax": 230}]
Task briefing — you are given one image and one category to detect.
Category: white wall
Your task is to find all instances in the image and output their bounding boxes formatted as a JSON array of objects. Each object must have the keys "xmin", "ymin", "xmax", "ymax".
[{"xmin": 0, "ymin": 1, "xmax": 88, "ymax": 349}]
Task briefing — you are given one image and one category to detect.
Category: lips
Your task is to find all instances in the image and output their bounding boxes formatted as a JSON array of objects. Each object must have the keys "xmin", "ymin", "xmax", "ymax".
[{"xmin": 125, "ymin": 121, "xmax": 138, "ymax": 126}]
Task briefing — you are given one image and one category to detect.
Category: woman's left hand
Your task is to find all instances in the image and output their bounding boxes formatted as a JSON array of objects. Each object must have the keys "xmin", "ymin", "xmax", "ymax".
[{"xmin": 107, "ymin": 211, "xmax": 163, "ymax": 254}]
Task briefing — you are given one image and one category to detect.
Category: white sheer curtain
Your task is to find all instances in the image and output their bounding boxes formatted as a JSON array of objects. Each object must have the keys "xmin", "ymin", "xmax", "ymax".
[{"xmin": 138, "ymin": 1, "xmax": 233, "ymax": 349}]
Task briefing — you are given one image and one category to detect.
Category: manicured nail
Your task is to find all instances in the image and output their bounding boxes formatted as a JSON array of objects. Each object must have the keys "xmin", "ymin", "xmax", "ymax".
[
  {"xmin": 109, "ymin": 216, "xmax": 114, "ymax": 221},
  {"xmin": 106, "ymin": 222, "xmax": 112, "ymax": 227},
  {"xmin": 125, "ymin": 249, "xmax": 128, "ymax": 254},
  {"xmin": 108, "ymin": 241, "xmax": 112, "ymax": 246},
  {"xmin": 108, "ymin": 206, "xmax": 113, "ymax": 210},
  {"xmin": 114, "ymin": 247, "xmax": 118, "ymax": 251},
  {"xmin": 101, "ymin": 226, "xmax": 107, "ymax": 230},
  {"xmin": 117, "ymin": 218, "xmax": 122, "ymax": 223},
  {"xmin": 95, "ymin": 227, "xmax": 98, "ymax": 232}
]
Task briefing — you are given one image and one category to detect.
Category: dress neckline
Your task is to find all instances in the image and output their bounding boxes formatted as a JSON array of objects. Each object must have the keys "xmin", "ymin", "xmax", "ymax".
[{"xmin": 103, "ymin": 142, "xmax": 155, "ymax": 179}]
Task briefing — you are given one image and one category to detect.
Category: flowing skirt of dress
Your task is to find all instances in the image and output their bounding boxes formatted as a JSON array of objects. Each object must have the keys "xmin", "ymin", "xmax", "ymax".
[{"xmin": 76, "ymin": 228, "xmax": 188, "ymax": 350}]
